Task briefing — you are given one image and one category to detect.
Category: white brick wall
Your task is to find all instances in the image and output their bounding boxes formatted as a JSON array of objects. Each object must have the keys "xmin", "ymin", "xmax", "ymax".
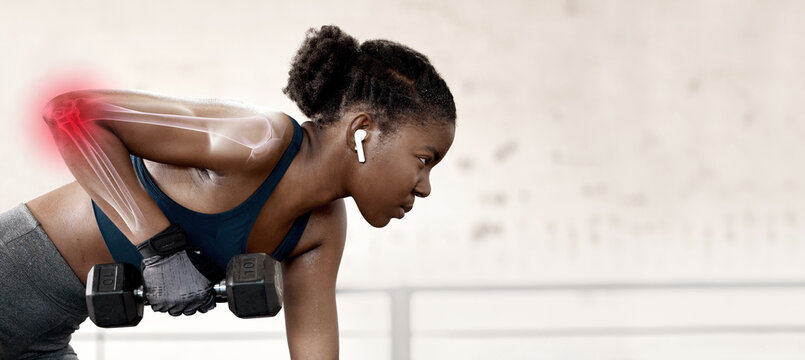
[{"xmin": 1, "ymin": 1, "xmax": 804, "ymax": 359}]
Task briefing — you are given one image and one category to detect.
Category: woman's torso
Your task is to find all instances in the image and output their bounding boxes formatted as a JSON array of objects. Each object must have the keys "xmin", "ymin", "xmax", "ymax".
[{"xmin": 27, "ymin": 114, "xmax": 325, "ymax": 284}]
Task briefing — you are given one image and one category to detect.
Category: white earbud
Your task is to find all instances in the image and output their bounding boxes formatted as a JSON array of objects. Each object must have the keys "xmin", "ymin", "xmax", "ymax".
[{"xmin": 354, "ymin": 129, "xmax": 368, "ymax": 163}]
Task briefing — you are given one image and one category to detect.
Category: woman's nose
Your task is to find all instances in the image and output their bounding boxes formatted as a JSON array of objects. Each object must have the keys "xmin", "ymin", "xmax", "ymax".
[{"xmin": 413, "ymin": 176, "xmax": 431, "ymax": 198}]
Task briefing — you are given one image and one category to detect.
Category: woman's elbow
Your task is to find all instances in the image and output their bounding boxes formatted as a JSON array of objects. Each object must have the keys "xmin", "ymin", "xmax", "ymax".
[
  {"xmin": 41, "ymin": 92, "xmax": 100, "ymax": 131},
  {"xmin": 41, "ymin": 92, "xmax": 75, "ymax": 125}
]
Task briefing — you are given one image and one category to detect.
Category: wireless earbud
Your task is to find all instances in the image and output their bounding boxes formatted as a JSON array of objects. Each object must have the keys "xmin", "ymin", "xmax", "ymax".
[{"xmin": 354, "ymin": 129, "xmax": 368, "ymax": 163}]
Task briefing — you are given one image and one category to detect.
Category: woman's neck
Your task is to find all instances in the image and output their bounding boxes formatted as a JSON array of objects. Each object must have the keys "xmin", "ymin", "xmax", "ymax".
[{"xmin": 281, "ymin": 121, "xmax": 351, "ymax": 213}]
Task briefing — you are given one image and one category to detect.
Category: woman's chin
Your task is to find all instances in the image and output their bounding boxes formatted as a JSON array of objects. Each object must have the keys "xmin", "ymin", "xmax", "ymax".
[{"xmin": 366, "ymin": 215, "xmax": 392, "ymax": 228}]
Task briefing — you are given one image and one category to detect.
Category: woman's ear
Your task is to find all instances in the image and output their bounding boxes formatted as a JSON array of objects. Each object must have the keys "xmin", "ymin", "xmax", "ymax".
[{"xmin": 346, "ymin": 112, "xmax": 375, "ymax": 154}]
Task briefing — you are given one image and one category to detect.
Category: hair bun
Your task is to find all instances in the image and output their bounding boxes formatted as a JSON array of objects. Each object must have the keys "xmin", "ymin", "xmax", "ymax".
[{"xmin": 283, "ymin": 25, "xmax": 359, "ymax": 119}]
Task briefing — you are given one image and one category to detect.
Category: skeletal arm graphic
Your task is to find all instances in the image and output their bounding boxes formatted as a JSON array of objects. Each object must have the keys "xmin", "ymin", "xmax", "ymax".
[{"xmin": 42, "ymin": 89, "xmax": 286, "ymax": 243}]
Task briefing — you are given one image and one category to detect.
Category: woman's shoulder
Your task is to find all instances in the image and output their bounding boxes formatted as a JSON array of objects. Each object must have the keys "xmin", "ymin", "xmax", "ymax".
[
  {"xmin": 286, "ymin": 199, "xmax": 347, "ymax": 260},
  {"xmin": 235, "ymin": 109, "xmax": 298, "ymax": 176}
]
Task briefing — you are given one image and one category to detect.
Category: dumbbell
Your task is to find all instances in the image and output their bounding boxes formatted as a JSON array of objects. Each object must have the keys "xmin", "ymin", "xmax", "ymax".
[{"xmin": 86, "ymin": 253, "xmax": 283, "ymax": 328}]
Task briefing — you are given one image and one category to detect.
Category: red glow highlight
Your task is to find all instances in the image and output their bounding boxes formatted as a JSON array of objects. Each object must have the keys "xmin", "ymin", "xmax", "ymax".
[
  {"xmin": 24, "ymin": 70, "xmax": 112, "ymax": 166},
  {"xmin": 47, "ymin": 98, "xmax": 90, "ymax": 138}
]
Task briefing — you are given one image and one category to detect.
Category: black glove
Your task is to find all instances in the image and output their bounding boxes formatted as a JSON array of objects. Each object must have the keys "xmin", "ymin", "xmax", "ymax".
[{"xmin": 137, "ymin": 223, "xmax": 224, "ymax": 316}]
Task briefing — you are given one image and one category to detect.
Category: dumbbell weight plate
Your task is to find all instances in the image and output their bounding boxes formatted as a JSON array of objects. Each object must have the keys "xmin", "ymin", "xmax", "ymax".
[
  {"xmin": 86, "ymin": 262, "xmax": 145, "ymax": 328},
  {"xmin": 226, "ymin": 253, "xmax": 284, "ymax": 318}
]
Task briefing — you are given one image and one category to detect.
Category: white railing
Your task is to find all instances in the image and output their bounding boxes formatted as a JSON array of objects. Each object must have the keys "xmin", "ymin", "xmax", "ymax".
[{"xmin": 74, "ymin": 281, "xmax": 805, "ymax": 360}]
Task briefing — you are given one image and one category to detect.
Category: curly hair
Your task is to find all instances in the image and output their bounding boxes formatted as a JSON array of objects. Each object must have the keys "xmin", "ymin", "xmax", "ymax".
[{"xmin": 283, "ymin": 25, "xmax": 456, "ymax": 133}]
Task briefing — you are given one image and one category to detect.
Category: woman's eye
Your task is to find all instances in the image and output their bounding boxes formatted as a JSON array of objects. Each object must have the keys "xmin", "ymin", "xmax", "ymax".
[{"xmin": 419, "ymin": 157, "xmax": 430, "ymax": 165}]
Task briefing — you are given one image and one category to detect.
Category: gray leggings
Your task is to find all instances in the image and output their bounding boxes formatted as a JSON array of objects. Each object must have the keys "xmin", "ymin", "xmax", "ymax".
[{"xmin": 0, "ymin": 204, "xmax": 88, "ymax": 360}]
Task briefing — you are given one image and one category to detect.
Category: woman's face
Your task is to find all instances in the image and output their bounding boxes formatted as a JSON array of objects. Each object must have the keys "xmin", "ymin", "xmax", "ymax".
[{"xmin": 351, "ymin": 121, "xmax": 455, "ymax": 227}]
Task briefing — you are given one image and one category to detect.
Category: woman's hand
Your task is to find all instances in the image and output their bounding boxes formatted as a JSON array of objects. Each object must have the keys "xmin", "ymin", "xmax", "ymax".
[{"xmin": 137, "ymin": 223, "xmax": 224, "ymax": 316}]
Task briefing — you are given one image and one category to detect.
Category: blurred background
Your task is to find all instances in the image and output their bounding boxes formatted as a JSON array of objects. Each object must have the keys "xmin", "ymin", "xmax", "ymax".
[{"xmin": 2, "ymin": 0, "xmax": 805, "ymax": 359}]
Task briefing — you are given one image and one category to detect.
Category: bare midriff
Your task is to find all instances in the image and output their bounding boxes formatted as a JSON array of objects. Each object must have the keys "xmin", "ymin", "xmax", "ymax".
[{"xmin": 26, "ymin": 182, "xmax": 113, "ymax": 285}]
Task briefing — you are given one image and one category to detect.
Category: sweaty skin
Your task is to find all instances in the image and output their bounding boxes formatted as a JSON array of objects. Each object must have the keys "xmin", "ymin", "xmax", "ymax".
[{"xmin": 45, "ymin": 96, "xmax": 283, "ymax": 235}]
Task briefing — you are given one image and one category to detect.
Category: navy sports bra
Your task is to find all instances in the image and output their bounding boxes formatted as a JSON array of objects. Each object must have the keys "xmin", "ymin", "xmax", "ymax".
[{"xmin": 91, "ymin": 116, "xmax": 311, "ymax": 271}]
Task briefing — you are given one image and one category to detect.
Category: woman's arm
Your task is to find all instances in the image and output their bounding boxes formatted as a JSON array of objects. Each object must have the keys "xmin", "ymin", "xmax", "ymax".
[
  {"xmin": 282, "ymin": 200, "xmax": 347, "ymax": 359},
  {"xmin": 44, "ymin": 89, "xmax": 287, "ymax": 171},
  {"xmin": 41, "ymin": 89, "xmax": 287, "ymax": 243}
]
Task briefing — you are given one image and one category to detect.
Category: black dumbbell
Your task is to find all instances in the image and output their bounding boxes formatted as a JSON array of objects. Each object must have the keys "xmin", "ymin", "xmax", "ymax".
[{"xmin": 86, "ymin": 253, "xmax": 283, "ymax": 328}]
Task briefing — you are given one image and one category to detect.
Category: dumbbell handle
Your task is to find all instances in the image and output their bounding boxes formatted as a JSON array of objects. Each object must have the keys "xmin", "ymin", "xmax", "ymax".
[{"xmin": 132, "ymin": 281, "xmax": 228, "ymax": 304}]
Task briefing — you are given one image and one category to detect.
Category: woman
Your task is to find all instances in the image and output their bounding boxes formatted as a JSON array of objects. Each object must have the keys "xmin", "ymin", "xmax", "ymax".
[{"xmin": 0, "ymin": 25, "xmax": 456, "ymax": 359}]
